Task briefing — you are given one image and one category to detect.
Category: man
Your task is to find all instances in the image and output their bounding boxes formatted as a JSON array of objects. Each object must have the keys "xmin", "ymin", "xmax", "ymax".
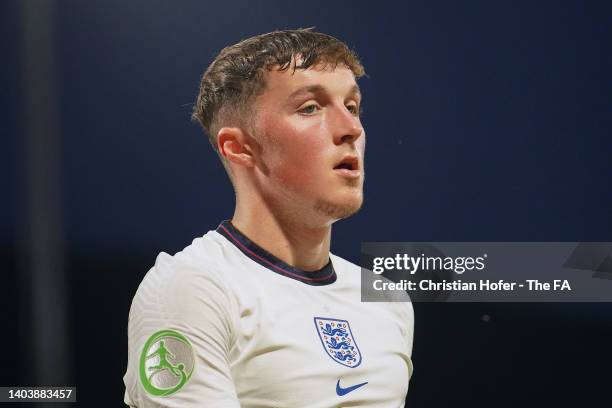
[{"xmin": 124, "ymin": 29, "xmax": 414, "ymax": 407}]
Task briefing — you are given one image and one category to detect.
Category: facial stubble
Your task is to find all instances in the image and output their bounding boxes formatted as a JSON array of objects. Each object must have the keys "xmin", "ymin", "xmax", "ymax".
[{"xmin": 313, "ymin": 177, "xmax": 363, "ymax": 220}]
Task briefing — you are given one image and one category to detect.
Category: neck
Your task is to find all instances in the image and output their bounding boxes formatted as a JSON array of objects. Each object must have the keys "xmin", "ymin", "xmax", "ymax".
[{"xmin": 231, "ymin": 192, "xmax": 332, "ymax": 272}]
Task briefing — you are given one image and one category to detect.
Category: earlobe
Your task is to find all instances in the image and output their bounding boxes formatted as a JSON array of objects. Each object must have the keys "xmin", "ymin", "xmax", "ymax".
[{"xmin": 217, "ymin": 127, "xmax": 255, "ymax": 168}]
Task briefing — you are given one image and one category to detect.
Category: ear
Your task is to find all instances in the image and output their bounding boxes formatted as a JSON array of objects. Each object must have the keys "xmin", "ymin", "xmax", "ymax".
[{"xmin": 217, "ymin": 127, "xmax": 255, "ymax": 168}]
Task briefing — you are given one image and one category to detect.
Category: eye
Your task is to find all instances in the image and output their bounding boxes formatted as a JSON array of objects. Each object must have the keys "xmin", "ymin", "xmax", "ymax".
[
  {"xmin": 297, "ymin": 104, "xmax": 319, "ymax": 115},
  {"xmin": 346, "ymin": 104, "xmax": 361, "ymax": 116}
]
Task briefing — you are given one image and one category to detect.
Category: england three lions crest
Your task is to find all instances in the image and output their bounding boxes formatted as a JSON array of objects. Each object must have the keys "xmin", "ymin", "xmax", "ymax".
[{"xmin": 314, "ymin": 317, "xmax": 362, "ymax": 368}]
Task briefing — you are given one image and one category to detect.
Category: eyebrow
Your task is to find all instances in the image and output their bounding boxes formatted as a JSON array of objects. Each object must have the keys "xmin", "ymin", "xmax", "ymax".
[{"xmin": 286, "ymin": 83, "xmax": 362, "ymax": 102}]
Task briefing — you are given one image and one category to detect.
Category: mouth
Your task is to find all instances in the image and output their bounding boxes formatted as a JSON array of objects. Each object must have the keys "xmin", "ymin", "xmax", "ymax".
[{"xmin": 333, "ymin": 155, "xmax": 361, "ymax": 179}]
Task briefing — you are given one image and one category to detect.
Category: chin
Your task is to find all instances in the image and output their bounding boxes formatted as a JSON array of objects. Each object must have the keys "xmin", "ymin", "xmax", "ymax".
[{"xmin": 314, "ymin": 192, "xmax": 363, "ymax": 220}]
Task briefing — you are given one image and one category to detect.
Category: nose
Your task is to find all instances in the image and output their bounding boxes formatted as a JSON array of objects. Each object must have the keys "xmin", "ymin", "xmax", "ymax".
[{"xmin": 331, "ymin": 105, "xmax": 364, "ymax": 145}]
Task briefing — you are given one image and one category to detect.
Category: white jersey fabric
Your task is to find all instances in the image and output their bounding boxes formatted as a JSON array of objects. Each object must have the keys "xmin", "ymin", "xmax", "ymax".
[{"xmin": 124, "ymin": 220, "xmax": 414, "ymax": 407}]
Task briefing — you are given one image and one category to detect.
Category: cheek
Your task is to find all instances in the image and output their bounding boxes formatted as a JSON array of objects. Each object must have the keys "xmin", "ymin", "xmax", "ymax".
[
  {"xmin": 266, "ymin": 123, "xmax": 329, "ymax": 168},
  {"xmin": 263, "ymin": 121, "xmax": 330, "ymax": 186}
]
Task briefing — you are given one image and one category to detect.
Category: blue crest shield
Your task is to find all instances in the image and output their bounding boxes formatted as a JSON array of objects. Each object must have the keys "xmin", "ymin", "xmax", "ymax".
[{"xmin": 313, "ymin": 317, "xmax": 362, "ymax": 368}]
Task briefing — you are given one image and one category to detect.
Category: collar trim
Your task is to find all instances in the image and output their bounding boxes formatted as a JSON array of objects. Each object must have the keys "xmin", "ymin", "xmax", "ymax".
[{"xmin": 216, "ymin": 220, "xmax": 337, "ymax": 286}]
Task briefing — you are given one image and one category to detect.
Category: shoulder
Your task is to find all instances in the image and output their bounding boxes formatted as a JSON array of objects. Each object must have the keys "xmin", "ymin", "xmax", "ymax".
[
  {"xmin": 131, "ymin": 231, "xmax": 236, "ymax": 318},
  {"xmin": 127, "ymin": 231, "xmax": 240, "ymax": 356},
  {"xmin": 147, "ymin": 230, "xmax": 229, "ymax": 280}
]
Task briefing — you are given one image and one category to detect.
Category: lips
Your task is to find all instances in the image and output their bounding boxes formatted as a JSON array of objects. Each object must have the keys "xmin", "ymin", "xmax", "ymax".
[{"xmin": 333, "ymin": 155, "xmax": 361, "ymax": 179}]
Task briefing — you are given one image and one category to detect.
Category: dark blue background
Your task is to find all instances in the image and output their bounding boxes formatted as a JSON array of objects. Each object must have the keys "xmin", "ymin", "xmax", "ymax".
[{"xmin": 3, "ymin": 1, "xmax": 612, "ymax": 406}]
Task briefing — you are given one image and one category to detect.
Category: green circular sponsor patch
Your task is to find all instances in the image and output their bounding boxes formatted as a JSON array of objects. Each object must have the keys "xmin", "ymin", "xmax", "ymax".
[{"xmin": 139, "ymin": 329, "xmax": 195, "ymax": 396}]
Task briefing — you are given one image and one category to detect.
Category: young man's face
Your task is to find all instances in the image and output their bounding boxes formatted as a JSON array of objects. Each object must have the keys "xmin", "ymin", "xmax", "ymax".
[{"xmin": 251, "ymin": 63, "xmax": 365, "ymax": 224}]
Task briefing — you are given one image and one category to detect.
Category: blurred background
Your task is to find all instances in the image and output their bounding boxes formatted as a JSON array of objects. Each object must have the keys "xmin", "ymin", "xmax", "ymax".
[{"xmin": 2, "ymin": 0, "xmax": 612, "ymax": 406}]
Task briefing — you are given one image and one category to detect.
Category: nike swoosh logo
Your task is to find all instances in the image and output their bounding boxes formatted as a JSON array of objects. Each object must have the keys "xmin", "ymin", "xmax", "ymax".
[{"xmin": 336, "ymin": 379, "xmax": 368, "ymax": 396}]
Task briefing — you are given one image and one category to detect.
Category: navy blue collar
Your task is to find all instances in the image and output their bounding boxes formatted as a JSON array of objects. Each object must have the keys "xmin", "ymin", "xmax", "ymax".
[{"xmin": 216, "ymin": 220, "xmax": 337, "ymax": 286}]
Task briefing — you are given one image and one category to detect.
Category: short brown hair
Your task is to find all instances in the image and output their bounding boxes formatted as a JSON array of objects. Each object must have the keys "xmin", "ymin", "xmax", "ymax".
[{"xmin": 192, "ymin": 29, "xmax": 365, "ymax": 151}]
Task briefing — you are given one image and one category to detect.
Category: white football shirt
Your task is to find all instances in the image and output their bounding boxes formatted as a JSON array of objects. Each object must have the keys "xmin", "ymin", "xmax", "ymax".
[{"xmin": 124, "ymin": 220, "xmax": 414, "ymax": 407}]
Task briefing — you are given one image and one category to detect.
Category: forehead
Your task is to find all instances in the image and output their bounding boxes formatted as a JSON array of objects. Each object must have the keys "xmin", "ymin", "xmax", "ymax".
[{"xmin": 260, "ymin": 64, "xmax": 359, "ymax": 101}]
